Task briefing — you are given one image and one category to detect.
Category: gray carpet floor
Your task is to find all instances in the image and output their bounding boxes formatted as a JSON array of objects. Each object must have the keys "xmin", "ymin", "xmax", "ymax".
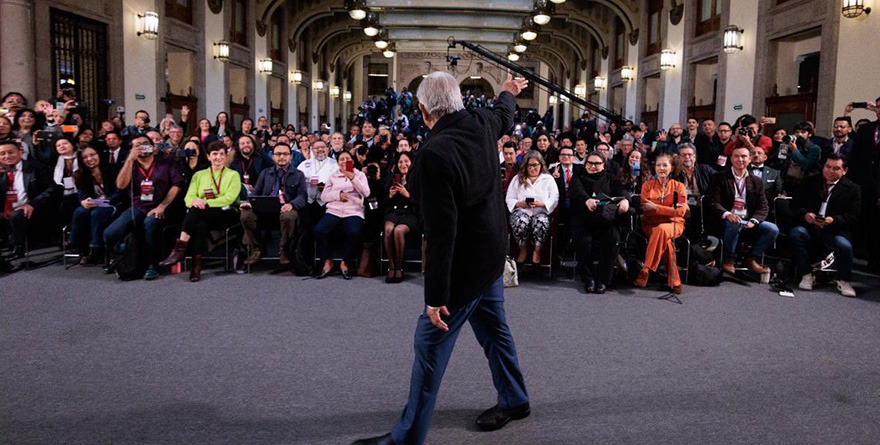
[{"xmin": 2, "ymin": 260, "xmax": 880, "ymax": 445}]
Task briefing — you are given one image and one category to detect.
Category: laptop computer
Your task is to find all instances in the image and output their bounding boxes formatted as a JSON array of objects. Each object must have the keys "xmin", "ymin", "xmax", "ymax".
[{"xmin": 248, "ymin": 195, "xmax": 282, "ymax": 213}]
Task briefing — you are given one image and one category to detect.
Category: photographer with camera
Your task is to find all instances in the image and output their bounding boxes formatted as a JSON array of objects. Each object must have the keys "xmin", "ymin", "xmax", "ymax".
[
  {"xmin": 120, "ymin": 110, "xmax": 156, "ymax": 147},
  {"xmin": 778, "ymin": 122, "xmax": 821, "ymax": 195},
  {"xmin": 722, "ymin": 115, "xmax": 773, "ymax": 161}
]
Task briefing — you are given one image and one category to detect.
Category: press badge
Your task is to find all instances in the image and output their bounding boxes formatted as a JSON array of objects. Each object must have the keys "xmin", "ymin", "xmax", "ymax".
[
  {"xmin": 140, "ymin": 180, "xmax": 154, "ymax": 202},
  {"xmin": 242, "ymin": 173, "xmax": 250, "ymax": 184},
  {"xmin": 204, "ymin": 188, "xmax": 216, "ymax": 200},
  {"xmin": 733, "ymin": 196, "xmax": 747, "ymax": 218}
]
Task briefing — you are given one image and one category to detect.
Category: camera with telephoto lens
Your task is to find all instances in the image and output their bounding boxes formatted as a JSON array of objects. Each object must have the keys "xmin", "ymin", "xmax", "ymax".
[
  {"xmin": 379, "ymin": 134, "xmax": 388, "ymax": 144},
  {"xmin": 178, "ymin": 148, "xmax": 196, "ymax": 158},
  {"xmin": 781, "ymin": 135, "xmax": 794, "ymax": 144},
  {"xmin": 366, "ymin": 164, "xmax": 379, "ymax": 177},
  {"xmin": 738, "ymin": 127, "xmax": 750, "ymax": 136},
  {"xmin": 357, "ymin": 146, "xmax": 368, "ymax": 156}
]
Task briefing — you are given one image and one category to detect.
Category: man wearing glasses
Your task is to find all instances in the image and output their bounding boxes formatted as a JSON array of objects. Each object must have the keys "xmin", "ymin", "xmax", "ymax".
[
  {"xmin": 823, "ymin": 117, "xmax": 854, "ymax": 161},
  {"xmin": 239, "ymin": 142, "xmax": 308, "ymax": 268}
]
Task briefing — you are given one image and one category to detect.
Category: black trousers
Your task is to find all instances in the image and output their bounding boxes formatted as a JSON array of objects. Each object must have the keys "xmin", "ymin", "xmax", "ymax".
[
  {"xmin": 181, "ymin": 207, "xmax": 239, "ymax": 255},
  {"xmin": 573, "ymin": 221, "xmax": 619, "ymax": 285}
]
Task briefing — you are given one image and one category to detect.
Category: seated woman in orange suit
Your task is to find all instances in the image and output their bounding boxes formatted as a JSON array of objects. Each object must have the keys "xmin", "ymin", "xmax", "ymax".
[{"xmin": 634, "ymin": 152, "xmax": 688, "ymax": 294}]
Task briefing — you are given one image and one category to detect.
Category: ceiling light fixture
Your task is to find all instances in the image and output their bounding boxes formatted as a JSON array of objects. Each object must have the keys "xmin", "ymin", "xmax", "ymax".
[
  {"xmin": 533, "ymin": 0, "xmax": 554, "ymax": 26},
  {"xmin": 362, "ymin": 13, "xmax": 380, "ymax": 37},
  {"xmin": 521, "ymin": 17, "xmax": 539, "ymax": 41},
  {"xmin": 345, "ymin": 0, "xmax": 368, "ymax": 20}
]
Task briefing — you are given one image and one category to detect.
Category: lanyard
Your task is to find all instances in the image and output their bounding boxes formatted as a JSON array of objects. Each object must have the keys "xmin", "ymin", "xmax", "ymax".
[
  {"xmin": 240, "ymin": 157, "xmax": 254, "ymax": 176},
  {"xmin": 733, "ymin": 173, "xmax": 747, "ymax": 198},
  {"xmin": 275, "ymin": 168, "xmax": 289, "ymax": 194},
  {"xmin": 210, "ymin": 167, "xmax": 224, "ymax": 194},
  {"xmin": 137, "ymin": 163, "xmax": 155, "ymax": 181}
]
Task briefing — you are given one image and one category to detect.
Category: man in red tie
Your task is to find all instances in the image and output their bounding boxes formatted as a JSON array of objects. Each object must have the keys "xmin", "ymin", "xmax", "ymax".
[{"xmin": 0, "ymin": 140, "xmax": 57, "ymax": 263}]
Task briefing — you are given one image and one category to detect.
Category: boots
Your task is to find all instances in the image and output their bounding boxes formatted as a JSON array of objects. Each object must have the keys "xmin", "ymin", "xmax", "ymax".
[
  {"xmin": 278, "ymin": 243, "xmax": 290, "ymax": 267},
  {"xmin": 746, "ymin": 257, "xmax": 769, "ymax": 274},
  {"xmin": 189, "ymin": 254, "xmax": 203, "ymax": 282},
  {"xmin": 244, "ymin": 248, "xmax": 263, "ymax": 266},
  {"xmin": 159, "ymin": 239, "xmax": 188, "ymax": 267},
  {"xmin": 80, "ymin": 246, "xmax": 104, "ymax": 266}
]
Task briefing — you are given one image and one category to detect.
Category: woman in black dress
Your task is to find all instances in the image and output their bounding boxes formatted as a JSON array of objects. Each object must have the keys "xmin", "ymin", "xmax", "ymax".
[{"xmin": 382, "ymin": 152, "xmax": 418, "ymax": 283}]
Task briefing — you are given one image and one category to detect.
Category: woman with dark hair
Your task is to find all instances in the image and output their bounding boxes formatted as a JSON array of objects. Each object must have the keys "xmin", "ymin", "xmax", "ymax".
[
  {"xmin": 212, "ymin": 111, "xmax": 234, "ymax": 138},
  {"xmin": 619, "ymin": 149, "xmax": 648, "ymax": 197},
  {"xmin": 314, "ymin": 151, "xmax": 371, "ymax": 280},
  {"xmin": 196, "ymin": 118, "xmax": 218, "ymax": 145},
  {"xmin": 0, "ymin": 115, "xmax": 12, "ymax": 141},
  {"xmin": 175, "ymin": 139, "xmax": 209, "ymax": 185},
  {"xmin": 97, "ymin": 119, "xmax": 115, "ymax": 137},
  {"xmin": 160, "ymin": 141, "xmax": 241, "ymax": 282},
  {"xmin": 69, "ymin": 145, "xmax": 125, "ymax": 264},
  {"xmin": 382, "ymin": 152, "xmax": 418, "ymax": 283},
  {"xmin": 53, "ymin": 138, "xmax": 81, "ymax": 227},
  {"xmin": 236, "ymin": 117, "xmax": 254, "ymax": 139},
  {"xmin": 11, "ymin": 108, "xmax": 41, "ymax": 160},
  {"xmin": 76, "ymin": 127, "xmax": 95, "ymax": 150},
  {"xmin": 633, "ymin": 152, "xmax": 688, "ymax": 294},
  {"xmin": 505, "ymin": 150, "xmax": 559, "ymax": 264}
]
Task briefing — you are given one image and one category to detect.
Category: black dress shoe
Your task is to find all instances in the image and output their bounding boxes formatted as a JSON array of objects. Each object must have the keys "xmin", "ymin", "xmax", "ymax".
[
  {"xmin": 583, "ymin": 278, "xmax": 595, "ymax": 293},
  {"xmin": 594, "ymin": 283, "xmax": 607, "ymax": 294},
  {"xmin": 341, "ymin": 269, "xmax": 353, "ymax": 280},
  {"xmin": 314, "ymin": 269, "xmax": 331, "ymax": 279},
  {"xmin": 475, "ymin": 402, "xmax": 530, "ymax": 432},
  {"xmin": 352, "ymin": 433, "xmax": 395, "ymax": 445}
]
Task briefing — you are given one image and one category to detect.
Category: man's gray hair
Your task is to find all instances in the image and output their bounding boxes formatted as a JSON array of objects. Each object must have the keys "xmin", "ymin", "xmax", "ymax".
[{"xmin": 417, "ymin": 71, "xmax": 464, "ymax": 119}]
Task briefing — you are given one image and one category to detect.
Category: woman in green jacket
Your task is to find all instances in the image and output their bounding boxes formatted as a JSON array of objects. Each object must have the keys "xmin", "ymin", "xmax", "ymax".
[{"xmin": 160, "ymin": 140, "xmax": 241, "ymax": 281}]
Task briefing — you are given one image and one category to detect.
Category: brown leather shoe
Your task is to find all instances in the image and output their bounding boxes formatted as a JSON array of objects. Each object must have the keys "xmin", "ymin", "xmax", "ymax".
[
  {"xmin": 189, "ymin": 254, "xmax": 202, "ymax": 282},
  {"xmin": 243, "ymin": 248, "xmax": 262, "ymax": 266},
  {"xmin": 633, "ymin": 267, "xmax": 650, "ymax": 287},
  {"xmin": 722, "ymin": 258, "xmax": 736, "ymax": 274},
  {"xmin": 159, "ymin": 239, "xmax": 188, "ymax": 267},
  {"xmin": 278, "ymin": 245, "xmax": 290, "ymax": 267},
  {"xmin": 746, "ymin": 258, "xmax": 769, "ymax": 274}
]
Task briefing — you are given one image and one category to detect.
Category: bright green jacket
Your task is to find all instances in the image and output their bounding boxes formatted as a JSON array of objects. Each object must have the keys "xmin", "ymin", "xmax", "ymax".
[{"xmin": 184, "ymin": 167, "xmax": 241, "ymax": 209}]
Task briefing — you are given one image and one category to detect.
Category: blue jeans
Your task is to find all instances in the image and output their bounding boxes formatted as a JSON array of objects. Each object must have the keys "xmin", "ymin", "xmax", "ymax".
[
  {"xmin": 313, "ymin": 214, "xmax": 363, "ymax": 265},
  {"xmin": 102, "ymin": 207, "xmax": 163, "ymax": 264},
  {"xmin": 788, "ymin": 226, "xmax": 853, "ymax": 281},
  {"xmin": 722, "ymin": 219, "xmax": 779, "ymax": 257},
  {"xmin": 391, "ymin": 277, "xmax": 529, "ymax": 445},
  {"xmin": 69, "ymin": 206, "xmax": 115, "ymax": 247}
]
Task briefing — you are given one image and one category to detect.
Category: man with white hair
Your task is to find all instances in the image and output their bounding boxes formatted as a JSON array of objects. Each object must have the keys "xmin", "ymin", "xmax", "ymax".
[{"xmin": 353, "ymin": 73, "xmax": 531, "ymax": 445}]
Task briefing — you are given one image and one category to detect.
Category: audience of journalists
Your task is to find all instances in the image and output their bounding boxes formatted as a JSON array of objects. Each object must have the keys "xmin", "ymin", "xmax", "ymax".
[{"xmin": 1, "ymin": 87, "xmax": 878, "ymax": 298}]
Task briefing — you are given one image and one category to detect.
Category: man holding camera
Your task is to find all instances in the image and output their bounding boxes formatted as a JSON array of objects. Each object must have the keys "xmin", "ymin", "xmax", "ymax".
[
  {"xmin": 103, "ymin": 135, "xmax": 183, "ymax": 280},
  {"xmin": 789, "ymin": 154, "xmax": 860, "ymax": 297},
  {"xmin": 120, "ymin": 110, "xmax": 156, "ymax": 147}
]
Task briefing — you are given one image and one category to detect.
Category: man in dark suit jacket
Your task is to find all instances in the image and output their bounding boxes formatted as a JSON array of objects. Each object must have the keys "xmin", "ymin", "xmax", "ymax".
[
  {"xmin": 238, "ymin": 142, "xmax": 307, "ymax": 269},
  {"xmin": 708, "ymin": 146, "xmax": 779, "ymax": 274},
  {"xmin": 353, "ymin": 73, "xmax": 530, "ymax": 445},
  {"xmin": 789, "ymin": 154, "xmax": 861, "ymax": 297},
  {"xmin": 0, "ymin": 140, "xmax": 59, "ymax": 260},
  {"xmin": 672, "ymin": 143, "xmax": 716, "ymax": 239},
  {"xmin": 99, "ymin": 131, "xmax": 129, "ymax": 168},
  {"xmin": 748, "ymin": 145, "xmax": 785, "ymax": 208},
  {"xmin": 551, "ymin": 146, "xmax": 586, "ymax": 224}
]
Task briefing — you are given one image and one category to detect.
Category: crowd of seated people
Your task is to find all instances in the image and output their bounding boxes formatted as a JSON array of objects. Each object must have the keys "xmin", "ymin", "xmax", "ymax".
[{"xmin": 0, "ymin": 87, "xmax": 878, "ymax": 299}]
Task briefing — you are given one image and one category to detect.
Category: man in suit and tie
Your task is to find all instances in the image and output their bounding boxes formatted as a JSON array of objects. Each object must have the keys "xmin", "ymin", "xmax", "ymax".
[
  {"xmin": 708, "ymin": 146, "xmax": 779, "ymax": 275},
  {"xmin": 100, "ymin": 131, "xmax": 128, "ymax": 167},
  {"xmin": 353, "ymin": 72, "xmax": 530, "ymax": 445},
  {"xmin": 822, "ymin": 117, "xmax": 855, "ymax": 161},
  {"xmin": 552, "ymin": 146, "xmax": 585, "ymax": 224},
  {"xmin": 749, "ymin": 145, "xmax": 785, "ymax": 212},
  {"xmin": 789, "ymin": 154, "xmax": 861, "ymax": 297},
  {"xmin": 0, "ymin": 140, "xmax": 58, "ymax": 263}
]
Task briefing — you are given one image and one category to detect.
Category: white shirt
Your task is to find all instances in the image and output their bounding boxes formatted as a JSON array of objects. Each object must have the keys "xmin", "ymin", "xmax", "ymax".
[
  {"xmin": 505, "ymin": 173, "xmax": 559, "ymax": 216},
  {"xmin": 8, "ymin": 160, "xmax": 28, "ymax": 209},
  {"xmin": 298, "ymin": 157, "xmax": 339, "ymax": 204}
]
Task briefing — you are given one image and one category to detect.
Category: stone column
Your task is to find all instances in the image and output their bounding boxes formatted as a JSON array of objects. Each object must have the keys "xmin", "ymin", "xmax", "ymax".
[
  {"xmin": 0, "ymin": 0, "xmax": 36, "ymax": 102},
  {"xmin": 287, "ymin": 51, "xmax": 298, "ymax": 126},
  {"xmin": 660, "ymin": 9, "xmax": 685, "ymax": 126},
  {"xmin": 719, "ymin": 0, "xmax": 759, "ymax": 123},
  {"xmin": 309, "ymin": 61, "xmax": 319, "ymax": 131}
]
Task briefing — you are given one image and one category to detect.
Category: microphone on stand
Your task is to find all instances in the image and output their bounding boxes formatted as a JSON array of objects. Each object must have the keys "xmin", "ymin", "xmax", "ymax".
[{"xmin": 659, "ymin": 189, "xmax": 683, "ymax": 303}]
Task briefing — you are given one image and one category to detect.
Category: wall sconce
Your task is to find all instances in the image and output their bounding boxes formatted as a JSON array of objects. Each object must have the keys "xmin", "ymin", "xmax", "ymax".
[
  {"xmin": 550, "ymin": 0, "xmax": 566, "ymax": 3},
  {"xmin": 259, "ymin": 58, "xmax": 273, "ymax": 74},
  {"xmin": 293, "ymin": 71, "xmax": 303, "ymax": 84},
  {"xmin": 842, "ymin": 0, "xmax": 872, "ymax": 18},
  {"xmin": 507, "ymin": 50, "xmax": 520, "ymax": 62},
  {"xmin": 594, "ymin": 76, "xmax": 606, "ymax": 90},
  {"xmin": 313, "ymin": 80, "xmax": 325, "ymax": 91},
  {"xmin": 533, "ymin": 0, "xmax": 554, "ymax": 26},
  {"xmin": 382, "ymin": 43, "xmax": 397, "ymax": 58},
  {"xmin": 574, "ymin": 84, "xmax": 586, "ymax": 98},
  {"xmin": 521, "ymin": 17, "xmax": 539, "ymax": 41},
  {"xmin": 548, "ymin": 95, "xmax": 557, "ymax": 106},
  {"xmin": 345, "ymin": 0, "xmax": 368, "ymax": 20},
  {"xmin": 362, "ymin": 13, "xmax": 380, "ymax": 37},
  {"xmin": 660, "ymin": 49, "xmax": 676, "ymax": 69},
  {"xmin": 620, "ymin": 66, "xmax": 635, "ymax": 81},
  {"xmin": 330, "ymin": 86, "xmax": 341, "ymax": 98},
  {"xmin": 344, "ymin": 91, "xmax": 353, "ymax": 102},
  {"xmin": 722, "ymin": 25, "xmax": 744, "ymax": 54},
  {"xmin": 374, "ymin": 30, "xmax": 389, "ymax": 49},
  {"xmin": 213, "ymin": 41, "xmax": 230, "ymax": 62},
  {"xmin": 137, "ymin": 11, "xmax": 159, "ymax": 40}
]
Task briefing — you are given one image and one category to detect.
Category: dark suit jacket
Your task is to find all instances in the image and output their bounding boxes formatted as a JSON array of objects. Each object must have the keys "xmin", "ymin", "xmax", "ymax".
[
  {"xmin": 100, "ymin": 147, "xmax": 129, "ymax": 167},
  {"xmin": 846, "ymin": 120, "xmax": 879, "ymax": 200},
  {"xmin": 748, "ymin": 164, "xmax": 784, "ymax": 204},
  {"xmin": 0, "ymin": 160, "xmax": 58, "ymax": 212},
  {"xmin": 230, "ymin": 150, "xmax": 275, "ymax": 199},
  {"xmin": 673, "ymin": 164, "xmax": 716, "ymax": 200},
  {"xmin": 251, "ymin": 167, "xmax": 308, "ymax": 211},
  {"xmin": 791, "ymin": 175, "xmax": 861, "ymax": 237},
  {"xmin": 568, "ymin": 169, "xmax": 625, "ymax": 228},
  {"xmin": 75, "ymin": 163, "xmax": 128, "ymax": 207},
  {"xmin": 554, "ymin": 163, "xmax": 586, "ymax": 214},
  {"xmin": 708, "ymin": 169, "xmax": 769, "ymax": 223},
  {"xmin": 410, "ymin": 91, "xmax": 515, "ymax": 308}
]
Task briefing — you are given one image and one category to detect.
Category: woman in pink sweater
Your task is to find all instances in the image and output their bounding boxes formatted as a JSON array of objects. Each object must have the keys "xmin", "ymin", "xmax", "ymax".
[{"xmin": 314, "ymin": 151, "xmax": 371, "ymax": 279}]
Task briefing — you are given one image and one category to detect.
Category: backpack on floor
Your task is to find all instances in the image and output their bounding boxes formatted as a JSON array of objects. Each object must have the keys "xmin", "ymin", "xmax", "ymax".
[
  {"xmin": 290, "ymin": 230, "xmax": 315, "ymax": 276},
  {"xmin": 114, "ymin": 232, "xmax": 146, "ymax": 281}
]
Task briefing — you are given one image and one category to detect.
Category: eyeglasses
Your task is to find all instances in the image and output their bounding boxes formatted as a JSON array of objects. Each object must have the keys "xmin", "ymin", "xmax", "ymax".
[
  {"xmin": 273, "ymin": 152, "xmax": 291, "ymax": 156},
  {"xmin": 832, "ymin": 124, "xmax": 848, "ymax": 129},
  {"xmin": 586, "ymin": 161, "xmax": 604, "ymax": 166},
  {"xmin": 718, "ymin": 129, "xmax": 732, "ymax": 133},
  {"xmin": 527, "ymin": 163, "xmax": 541, "ymax": 168},
  {"xmin": 558, "ymin": 154, "xmax": 573, "ymax": 158}
]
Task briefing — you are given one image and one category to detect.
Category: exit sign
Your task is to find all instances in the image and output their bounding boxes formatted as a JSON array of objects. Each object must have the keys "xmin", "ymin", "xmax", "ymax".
[
  {"xmin": 733, "ymin": 104, "xmax": 743, "ymax": 110},
  {"xmin": 135, "ymin": 94, "xmax": 146, "ymax": 100}
]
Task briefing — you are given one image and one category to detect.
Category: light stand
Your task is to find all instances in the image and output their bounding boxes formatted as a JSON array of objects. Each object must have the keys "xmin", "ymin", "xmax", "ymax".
[{"xmin": 658, "ymin": 190, "xmax": 683, "ymax": 304}]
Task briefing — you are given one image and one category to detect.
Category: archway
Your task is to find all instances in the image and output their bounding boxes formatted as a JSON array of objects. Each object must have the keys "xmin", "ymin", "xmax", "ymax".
[{"xmin": 459, "ymin": 77, "xmax": 495, "ymax": 97}]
